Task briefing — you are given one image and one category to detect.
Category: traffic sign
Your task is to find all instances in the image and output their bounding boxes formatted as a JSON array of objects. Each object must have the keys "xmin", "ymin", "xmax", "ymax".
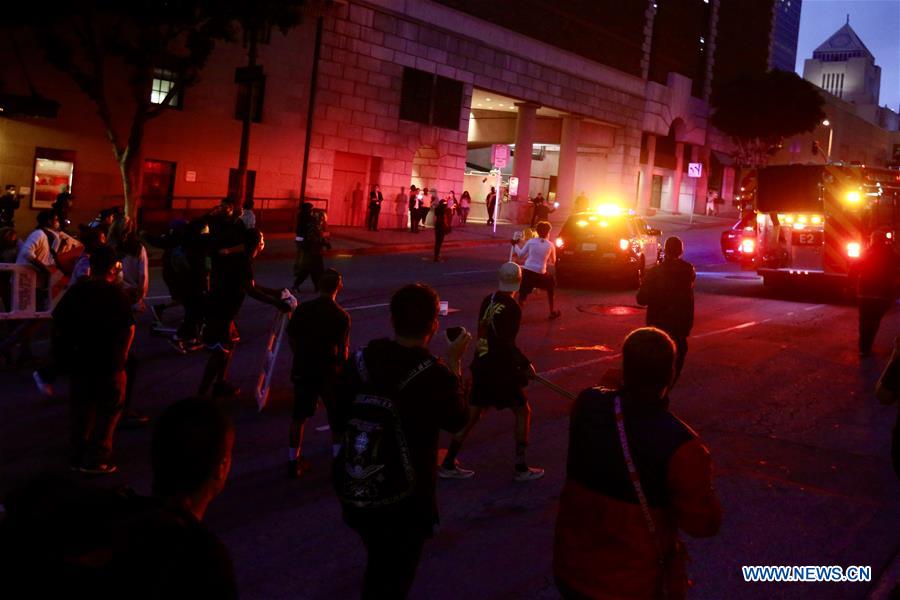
[
  {"xmin": 492, "ymin": 144, "xmax": 509, "ymax": 168},
  {"xmin": 687, "ymin": 162, "xmax": 703, "ymax": 178}
]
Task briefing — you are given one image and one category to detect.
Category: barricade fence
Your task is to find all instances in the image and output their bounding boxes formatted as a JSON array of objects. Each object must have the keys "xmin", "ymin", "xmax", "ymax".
[{"xmin": 0, "ymin": 264, "xmax": 62, "ymax": 320}]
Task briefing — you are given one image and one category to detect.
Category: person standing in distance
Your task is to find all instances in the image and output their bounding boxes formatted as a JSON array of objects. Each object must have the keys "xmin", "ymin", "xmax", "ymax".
[
  {"xmin": 439, "ymin": 262, "xmax": 544, "ymax": 482},
  {"xmin": 486, "ymin": 186, "xmax": 498, "ymax": 226},
  {"xmin": 512, "ymin": 221, "xmax": 561, "ymax": 319},
  {"xmin": 432, "ymin": 197, "xmax": 450, "ymax": 262},
  {"xmin": 554, "ymin": 327, "xmax": 721, "ymax": 599},
  {"xmin": 636, "ymin": 236, "xmax": 695, "ymax": 384},
  {"xmin": 286, "ymin": 269, "xmax": 350, "ymax": 478},
  {"xmin": 408, "ymin": 185, "xmax": 420, "ymax": 234},
  {"xmin": 366, "ymin": 185, "xmax": 383, "ymax": 232}
]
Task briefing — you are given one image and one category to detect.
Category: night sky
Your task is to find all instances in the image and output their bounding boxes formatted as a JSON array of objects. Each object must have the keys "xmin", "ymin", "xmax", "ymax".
[{"xmin": 795, "ymin": 0, "xmax": 900, "ymax": 111}]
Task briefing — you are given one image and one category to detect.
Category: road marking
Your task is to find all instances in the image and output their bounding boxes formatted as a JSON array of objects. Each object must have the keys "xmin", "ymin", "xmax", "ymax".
[
  {"xmin": 443, "ymin": 269, "xmax": 496, "ymax": 276},
  {"xmin": 344, "ymin": 302, "xmax": 390, "ymax": 312},
  {"xmin": 539, "ymin": 353, "xmax": 622, "ymax": 378},
  {"xmin": 693, "ymin": 319, "xmax": 768, "ymax": 339}
]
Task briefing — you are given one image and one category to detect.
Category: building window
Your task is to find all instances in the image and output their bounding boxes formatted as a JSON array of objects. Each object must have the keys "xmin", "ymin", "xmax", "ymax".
[
  {"xmin": 150, "ymin": 68, "xmax": 181, "ymax": 108},
  {"xmin": 235, "ymin": 72, "xmax": 266, "ymax": 123},
  {"xmin": 399, "ymin": 67, "xmax": 463, "ymax": 130}
]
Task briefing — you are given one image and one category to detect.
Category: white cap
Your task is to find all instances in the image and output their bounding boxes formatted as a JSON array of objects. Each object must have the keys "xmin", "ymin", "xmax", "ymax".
[{"xmin": 498, "ymin": 262, "xmax": 522, "ymax": 292}]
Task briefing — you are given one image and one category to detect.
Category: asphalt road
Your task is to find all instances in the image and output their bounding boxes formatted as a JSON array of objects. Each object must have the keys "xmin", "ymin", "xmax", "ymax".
[{"xmin": 1, "ymin": 217, "xmax": 898, "ymax": 599}]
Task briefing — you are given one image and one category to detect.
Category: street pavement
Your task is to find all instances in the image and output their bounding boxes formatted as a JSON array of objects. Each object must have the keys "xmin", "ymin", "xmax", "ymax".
[{"xmin": 1, "ymin": 213, "xmax": 898, "ymax": 599}]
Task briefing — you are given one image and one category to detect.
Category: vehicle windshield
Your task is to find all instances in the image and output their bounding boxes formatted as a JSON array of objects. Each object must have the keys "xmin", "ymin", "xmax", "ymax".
[{"xmin": 562, "ymin": 217, "xmax": 631, "ymax": 240}]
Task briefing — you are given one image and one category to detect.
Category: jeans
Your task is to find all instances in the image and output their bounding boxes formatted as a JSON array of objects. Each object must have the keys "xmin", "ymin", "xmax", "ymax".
[
  {"xmin": 70, "ymin": 370, "xmax": 126, "ymax": 466},
  {"xmin": 356, "ymin": 520, "xmax": 427, "ymax": 599}
]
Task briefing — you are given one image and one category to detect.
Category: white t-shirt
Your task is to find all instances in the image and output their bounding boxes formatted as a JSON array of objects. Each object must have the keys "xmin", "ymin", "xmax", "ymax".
[{"xmin": 514, "ymin": 237, "xmax": 556, "ymax": 274}]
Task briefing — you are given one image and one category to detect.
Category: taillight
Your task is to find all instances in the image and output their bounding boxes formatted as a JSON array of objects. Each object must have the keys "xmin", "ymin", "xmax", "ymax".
[
  {"xmin": 619, "ymin": 238, "xmax": 630, "ymax": 251},
  {"xmin": 555, "ymin": 237, "xmax": 564, "ymax": 248},
  {"xmin": 741, "ymin": 239, "xmax": 755, "ymax": 254},
  {"xmin": 847, "ymin": 242, "xmax": 861, "ymax": 258}
]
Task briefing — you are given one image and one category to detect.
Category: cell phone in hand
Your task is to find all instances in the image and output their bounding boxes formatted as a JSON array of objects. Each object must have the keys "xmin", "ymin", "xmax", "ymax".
[{"xmin": 446, "ymin": 326, "xmax": 464, "ymax": 342}]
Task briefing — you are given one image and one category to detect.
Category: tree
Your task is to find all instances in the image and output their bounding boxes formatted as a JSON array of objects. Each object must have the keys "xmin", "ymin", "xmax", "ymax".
[
  {"xmin": 711, "ymin": 70, "xmax": 826, "ymax": 168},
  {"xmin": 22, "ymin": 1, "xmax": 231, "ymax": 218}
]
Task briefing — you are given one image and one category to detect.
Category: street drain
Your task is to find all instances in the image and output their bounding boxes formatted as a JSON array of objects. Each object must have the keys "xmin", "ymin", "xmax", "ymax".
[{"xmin": 577, "ymin": 304, "xmax": 643, "ymax": 316}]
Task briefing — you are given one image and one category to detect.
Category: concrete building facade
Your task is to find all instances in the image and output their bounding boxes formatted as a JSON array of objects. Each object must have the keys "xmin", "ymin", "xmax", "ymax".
[{"xmin": 1, "ymin": 0, "xmax": 795, "ymax": 232}]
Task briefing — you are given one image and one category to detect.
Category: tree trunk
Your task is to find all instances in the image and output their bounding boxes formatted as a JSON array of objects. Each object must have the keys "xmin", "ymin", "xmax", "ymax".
[{"xmin": 119, "ymin": 145, "xmax": 144, "ymax": 221}]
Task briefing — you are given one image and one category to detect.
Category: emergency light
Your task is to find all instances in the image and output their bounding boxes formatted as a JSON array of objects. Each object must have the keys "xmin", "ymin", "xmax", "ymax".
[
  {"xmin": 741, "ymin": 239, "xmax": 755, "ymax": 254},
  {"xmin": 845, "ymin": 191, "xmax": 861, "ymax": 204},
  {"xmin": 846, "ymin": 242, "xmax": 861, "ymax": 258}
]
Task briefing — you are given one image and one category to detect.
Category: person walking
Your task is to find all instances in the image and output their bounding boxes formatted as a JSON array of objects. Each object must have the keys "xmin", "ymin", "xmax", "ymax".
[
  {"xmin": 458, "ymin": 191, "xmax": 471, "ymax": 226},
  {"xmin": 439, "ymin": 262, "xmax": 544, "ymax": 482},
  {"xmin": 554, "ymin": 327, "xmax": 722, "ymax": 599},
  {"xmin": 574, "ymin": 190, "xmax": 589, "ymax": 213},
  {"xmin": 199, "ymin": 228, "xmax": 292, "ymax": 398},
  {"xmin": 636, "ymin": 236, "xmax": 695, "ymax": 383},
  {"xmin": 432, "ymin": 198, "xmax": 450, "ymax": 262},
  {"xmin": 446, "ymin": 191, "xmax": 457, "ymax": 231},
  {"xmin": 705, "ymin": 189, "xmax": 717, "ymax": 216},
  {"xmin": 293, "ymin": 203, "xmax": 331, "ymax": 292},
  {"xmin": 366, "ymin": 185, "xmax": 383, "ymax": 231},
  {"xmin": 408, "ymin": 185, "xmax": 420, "ymax": 234},
  {"xmin": 856, "ymin": 230, "xmax": 898, "ymax": 356},
  {"xmin": 486, "ymin": 187, "xmax": 498, "ymax": 226},
  {"xmin": 334, "ymin": 284, "xmax": 469, "ymax": 599},
  {"xmin": 512, "ymin": 221, "xmax": 561, "ymax": 319},
  {"xmin": 286, "ymin": 269, "xmax": 350, "ymax": 478},
  {"xmin": 52, "ymin": 246, "xmax": 134, "ymax": 474}
]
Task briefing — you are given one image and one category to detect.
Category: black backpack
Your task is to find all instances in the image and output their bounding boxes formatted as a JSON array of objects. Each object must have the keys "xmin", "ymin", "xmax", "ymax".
[{"xmin": 333, "ymin": 348, "xmax": 433, "ymax": 509}]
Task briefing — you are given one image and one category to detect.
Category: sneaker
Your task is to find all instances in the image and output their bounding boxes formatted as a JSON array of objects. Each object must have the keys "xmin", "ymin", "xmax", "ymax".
[
  {"xmin": 121, "ymin": 409, "xmax": 150, "ymax": 429},
  {"xmin": 32, "ymin": 371, "xmax": 54, "ymax": 397},
  {"xmin": 168, "ymin": 336, "xmax": 188, "ymax": 355},
  {"xmin": 287, "ymin": 457, "xmax": 311, "ymax": 479},
  {"xmin": 79, "ymin": 462, "xmax": 118, "ymax": 476},
  {"xmin": 439, "ymin": 461, "xmax": 475, "ymax": 479},
  {"xmin": 513, "ymin": 466, "xmax": 545, "ymax": 482}
]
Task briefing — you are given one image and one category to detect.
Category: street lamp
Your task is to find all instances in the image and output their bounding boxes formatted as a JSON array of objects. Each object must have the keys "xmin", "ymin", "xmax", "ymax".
[{"xmin": 821, "ymin": 119, "xmax": 833, "ymax": 162}]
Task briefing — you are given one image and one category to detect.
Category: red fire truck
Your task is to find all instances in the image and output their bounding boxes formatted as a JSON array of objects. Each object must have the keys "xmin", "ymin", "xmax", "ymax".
[{"xmin": 754, "ymin": 164, "xmax": 900, "ymax": 287}]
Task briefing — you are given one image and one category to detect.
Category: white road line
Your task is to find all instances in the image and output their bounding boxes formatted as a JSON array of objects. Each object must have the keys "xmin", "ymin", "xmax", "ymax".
[
  {"xmin": 539, "ymin": 353, "xmax": 622, "ymax": 378},
  {"xmin": 804, "ymin": 304, "xmax": 826, "ymax": 311},
  {"xmin": 693, "ymin": 319, "xmax": 768, "ymax": 339},
  {"xmin": 443, "ymin": 269, "xmax": 496, "ymax": 276},
  {"xmin": 344, "ymin": 302, "xmax": 390, "ymax": 312}
]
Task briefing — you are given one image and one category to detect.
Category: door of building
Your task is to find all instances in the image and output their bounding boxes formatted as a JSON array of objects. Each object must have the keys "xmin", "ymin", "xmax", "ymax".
[
  {"xmin": 142, "ymin": 160, "xmax": 176, "ymax": 210},
  {"xmin": 330, "ymin": 152, "xmax": 370, "ymax": 226},
  {"xmin": 650, "ymin": 175, "xmax": 662, "ymax": 209}
]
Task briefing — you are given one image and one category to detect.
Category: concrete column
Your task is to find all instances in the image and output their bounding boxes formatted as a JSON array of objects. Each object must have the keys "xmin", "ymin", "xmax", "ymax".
[
  {"xmin": 556, "ymin": 115, "xmax": 581, "ymax": 212},
  {"xmin": 513, "ymin": 102, "xmax": 539, "ymax": 201},
  {"xmin": 638, "ymin": 133, "xmax": 657, "ymax": 214},
  {"xmin": 671, "ymin": 141, "xmax": 685, "ymax": 214}
]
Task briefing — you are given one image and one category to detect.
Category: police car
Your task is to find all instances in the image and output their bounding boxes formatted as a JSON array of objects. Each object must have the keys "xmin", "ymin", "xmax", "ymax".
[{"xmin": 554, "ymin": 205, "xmax": 661, "ymax": 286}]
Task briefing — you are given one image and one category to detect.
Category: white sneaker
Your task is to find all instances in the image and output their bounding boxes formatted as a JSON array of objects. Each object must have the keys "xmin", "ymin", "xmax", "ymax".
[
  {"xmin": 513, "ymin": 466, "xmax": 545, "ymax": 482},
  {"xmin": 438, "ymin": 461, "xmax": 475, "ymax": 479},
  {"xmin": 32, "ymin": 371, "xmax": 54, "ymax": 397}
]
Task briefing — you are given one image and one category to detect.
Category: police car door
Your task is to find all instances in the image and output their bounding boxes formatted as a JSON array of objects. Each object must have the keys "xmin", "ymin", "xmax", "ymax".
[{"xmin": 637, "ymin": 217, "xmax": 659, "ymax": 263}]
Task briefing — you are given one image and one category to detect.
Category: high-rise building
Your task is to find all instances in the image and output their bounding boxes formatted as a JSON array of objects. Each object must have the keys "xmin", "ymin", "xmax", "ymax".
[
  {"xmin": 802, "ymin": 20, "xmax": 881, "ymax": 106},
  {"xmin": 770, "ymin": 0, "xmax": 802, "ymax": 72}
]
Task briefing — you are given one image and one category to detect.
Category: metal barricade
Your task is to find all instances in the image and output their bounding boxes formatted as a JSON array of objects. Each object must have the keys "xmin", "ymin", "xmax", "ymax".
[{"xmin": 0, "ymin": 263, "xmax": 61, "ymax": 320}]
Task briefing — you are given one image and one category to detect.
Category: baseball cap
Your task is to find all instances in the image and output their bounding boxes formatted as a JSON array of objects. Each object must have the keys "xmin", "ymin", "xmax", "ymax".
[{"xmin": 498, "ymin": 262, "xmax": 522, "ymax": 292}]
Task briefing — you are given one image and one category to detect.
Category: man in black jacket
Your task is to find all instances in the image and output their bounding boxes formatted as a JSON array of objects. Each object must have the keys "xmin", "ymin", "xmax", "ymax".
[
  {"xmin": 335, "ymin": 284, "xmax": 469, "ymax": 599},
  {"xmin": 367, "ymin": 185, "xmax": 383, "ymax": 231},
  {"xmin": 636, "ymin": 236, "xmax": 695, "ymax": 383}
]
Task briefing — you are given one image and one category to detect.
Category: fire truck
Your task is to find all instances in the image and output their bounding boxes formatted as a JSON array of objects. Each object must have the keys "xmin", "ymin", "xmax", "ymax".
[{"xmin": 753, "ymin": 164, "xmax": 900, "ymax": 287}]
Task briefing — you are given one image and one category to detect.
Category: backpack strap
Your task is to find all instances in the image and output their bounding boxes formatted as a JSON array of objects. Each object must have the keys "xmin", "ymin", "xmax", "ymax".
[{"xmin": 613, "ymin": 395, "xmax": 669, "ymax": 595}]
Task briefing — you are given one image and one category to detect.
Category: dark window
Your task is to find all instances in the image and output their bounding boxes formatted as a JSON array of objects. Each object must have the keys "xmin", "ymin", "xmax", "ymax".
[
  {"xmin": 399, "ymin": 68, "xmax": 435, "ymax": 125},
  {"xmin": 228, "ymin": 169, "xmax": 256, "ymax": 203},
  {"xmin": 432, "ymin": 76, "xmax": 464, "ymax": 129},
  {"xmin": 235, "ymin": 74, "xmax": 266, "ymax": 123},
  {"xmin": 150, "ymin": 68, "xmax": 182, "ymax": 108}
]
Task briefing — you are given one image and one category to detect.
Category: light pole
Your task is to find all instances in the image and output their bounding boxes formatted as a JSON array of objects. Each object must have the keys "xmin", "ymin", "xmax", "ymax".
[{"xmin": 822, "ymin": 119, "xmax": 833, "ymax": 162}]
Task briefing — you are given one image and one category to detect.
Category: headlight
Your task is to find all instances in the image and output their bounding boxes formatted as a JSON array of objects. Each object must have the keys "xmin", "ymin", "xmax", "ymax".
[
  {"xmin": 555, "ymin": 237, "xmax": 564, "ymax": 248},
  {"xmin": 846, "ymin": 191, "xmax": 861, "ymax": 204},
  {"xmin": 846, "ymin": 242, "xmax": 861, "ymax": 258},
  {"xmin": 619, "ymin": 238, "xmax": 630, "ymax": 251}
]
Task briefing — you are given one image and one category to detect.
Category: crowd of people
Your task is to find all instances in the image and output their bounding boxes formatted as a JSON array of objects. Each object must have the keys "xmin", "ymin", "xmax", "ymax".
[{"xmin": 1, "ymin": 188, "xmax": 897, "ymax": 599}]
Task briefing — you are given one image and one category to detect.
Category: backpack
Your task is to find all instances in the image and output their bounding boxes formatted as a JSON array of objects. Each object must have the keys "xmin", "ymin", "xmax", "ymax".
[{"xmin": 333, "ymin": 348, "xmax": 433, "ymax": 509}]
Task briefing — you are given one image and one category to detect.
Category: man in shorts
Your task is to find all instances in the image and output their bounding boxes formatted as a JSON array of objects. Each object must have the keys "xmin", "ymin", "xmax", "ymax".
[
  {"xmin": 286, "ymin": 269, "xmax": 350, "ymax": 478},
  {"xmin": 439, "ymin": 262, "xmax": 544, "ymax": 481},
  {"xmin": 513, "ymin": 220, "xmax": 561, "ymax": 319}
]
